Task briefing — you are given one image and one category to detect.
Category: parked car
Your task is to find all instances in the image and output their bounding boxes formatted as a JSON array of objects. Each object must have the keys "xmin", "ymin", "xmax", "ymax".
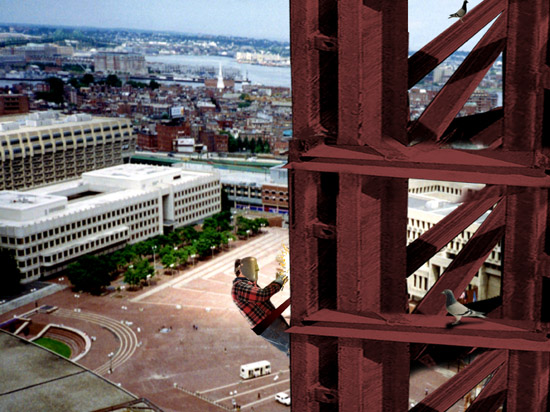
[{"xmin": 275, "ymin": 392, "xmax": 290, "ymax": 406}]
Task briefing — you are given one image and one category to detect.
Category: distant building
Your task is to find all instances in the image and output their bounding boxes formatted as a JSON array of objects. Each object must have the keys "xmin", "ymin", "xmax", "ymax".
[
  {"xmin": 0, "ymin": 94, "xmax": 29, "ymax": 116},
  {"xmin": 0, "ymin": 164, "xmax": 221, "ymax": 282},
  {"xmin": 199, "ymin": 130, "xmax": 228, "ymax": 153},
  {"xmin": 407, "ymin": 180, "xmax": 501, "ymax": 306},
  {"xmin": 175, "ymin": 137, "xmax": 195, "ymax": 154},
  {"xmin": 94, "ymin": 52, "xmax": 147, "ymax": 76},
  {"xmin": 0, "ymin": 111, "xmax": 135, "ymax": 191},
  {"xmin": 157, "ymin": 121, "xmax": 191, "ymax": 152},
  {"xmin": 262, "ymin": 183, "xmax": 288, "ymax": 213}
]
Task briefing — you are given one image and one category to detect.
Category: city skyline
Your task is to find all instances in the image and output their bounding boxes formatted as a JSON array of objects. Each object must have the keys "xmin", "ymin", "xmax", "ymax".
[{"xmin": 1, "ymin": 0, "xmax": 488, "ymax": 50}]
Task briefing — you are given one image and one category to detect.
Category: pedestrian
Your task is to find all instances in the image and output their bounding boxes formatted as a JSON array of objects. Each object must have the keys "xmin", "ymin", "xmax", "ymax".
[
  {"xmin": 257, "ymin": 392, "xmax": 261, "ymax": 399},
  {"xmin": 425, "ymin": 388, "xmax": 429, "ymax": 396}
]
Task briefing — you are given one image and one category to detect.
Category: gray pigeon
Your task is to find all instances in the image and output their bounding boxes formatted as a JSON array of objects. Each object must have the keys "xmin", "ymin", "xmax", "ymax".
[
  {"xmin": 449, "ymin": 0, "xmax": 468, "ymax": 21},
  {"xmin": 442, "ymin": 289, "xmax": 486, "ymax": 325}
]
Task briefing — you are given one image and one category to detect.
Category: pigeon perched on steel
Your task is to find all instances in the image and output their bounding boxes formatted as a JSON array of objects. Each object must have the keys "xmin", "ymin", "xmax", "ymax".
[
  {"xmin": 449, "ymin": 0, "xmax": 468, "ymax": 22},
  {"xmin": 442, "ymin": 289, "xmax": 486, "ymax": 325}
]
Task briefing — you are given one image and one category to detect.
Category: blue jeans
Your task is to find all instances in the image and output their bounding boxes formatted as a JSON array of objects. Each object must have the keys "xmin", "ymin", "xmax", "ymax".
[{"xmin": 259, "ymin": 316, "xmax": 289, "ymax": 357}]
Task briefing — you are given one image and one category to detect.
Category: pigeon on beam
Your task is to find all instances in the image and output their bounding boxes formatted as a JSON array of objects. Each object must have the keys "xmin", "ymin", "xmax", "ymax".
[
  {"xmin": 449, "ymin": 0, "xmax": 468, "ymax": 22},
  {"xmin": 442, "ymin": 289, "xmax": 486, "ymax": 325}
]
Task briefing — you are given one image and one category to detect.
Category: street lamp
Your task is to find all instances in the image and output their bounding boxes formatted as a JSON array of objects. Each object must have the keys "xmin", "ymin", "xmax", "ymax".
[
  {"xmin": 260, "ymin": 223, "xmax": 265, "ymax": 233},
  {"xmin": 108, "ymin": 352, "xmax": 114, "ymax": 374},
  {"xmin": 169, "ymin": 263, "xmax": 174, "ymax": 275},
  {"xmin": 191, "ymin": 254, "xmax": 197, "ymax": 267},
  {"xmin": 210, "ymin": 245, "xmax": 216, "ymax": 258},
  {"xmin": 246, "ymin": 229, "xmax": 251, "ymax": 240},
  {"xmin": 232, "ymin": 210, "xmax": 237, "ymax": 233},
  {"xmin": 146, "ymin": 274, "xmax": 151, "ymax": 286},
  {"xmin": 228, "ymin": 238, "xmax": 233, "ymax": 249},
  {"xmin": 151, "ymin": 245, "xmax": 157, "ymax": 275}
]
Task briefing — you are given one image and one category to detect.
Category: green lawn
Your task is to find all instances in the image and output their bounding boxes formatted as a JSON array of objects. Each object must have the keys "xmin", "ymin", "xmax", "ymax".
[{"xmin": 34, "ymin": 337, "xmax": 71, "ymax": 358}]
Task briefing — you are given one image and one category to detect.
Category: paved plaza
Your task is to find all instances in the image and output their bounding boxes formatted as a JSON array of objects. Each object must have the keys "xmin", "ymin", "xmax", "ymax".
[
  {"xmin": 1, "ymin": 227, "xmax": 292, "ymax": 412},
  {"xmin": 0, "ymin": 226, "xmax": 469, "ymax": 411}
]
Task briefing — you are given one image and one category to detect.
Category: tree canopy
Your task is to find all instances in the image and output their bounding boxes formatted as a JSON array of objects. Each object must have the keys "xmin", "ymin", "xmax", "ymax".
[{"xmin": 67, "ymin": 255, "xmax": 112, "ymax": 295}]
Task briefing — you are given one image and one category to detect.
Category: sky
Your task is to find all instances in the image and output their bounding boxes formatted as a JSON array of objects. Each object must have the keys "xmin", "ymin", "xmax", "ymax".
[{"xmin": 0, "ymin": 0, "xmax": 488, "ymax": 50}]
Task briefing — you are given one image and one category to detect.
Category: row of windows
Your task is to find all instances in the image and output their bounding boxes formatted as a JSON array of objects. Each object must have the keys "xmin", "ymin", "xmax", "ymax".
[
  {"xmin": 174, "ymin": 182, "xmax": 219, "ymax": 199},
  {"xmin": 408, "ymin": 185, "xmax": 468, "ymax": 196},
  {"xmin": 42, "ymin": 230, "xmax": 128, "ymax": 264},
  {"xmin": 174, "ymin": 191, "xmax": 218, "ymax": 207},
  {"xmin": 412, "ymin": 274, "xmax": 429, "ymax": 290},
  {"xmin": 264, "ymin": 196, "xmax": 287, "ymax": 202},
  {"xmin": 176, "ymin": 205, "xmax": 219, "ymax": 224},
  {"xmin": 1, "ymin": 123, "xmax": 129, "ymax": 146},
  {"xmin": 175, "ymin": 198, "xmax": 217, "ymax": 216},
  {"xmin": 1, "ymin": 200, "xmax": 158, "ymax": 247}
]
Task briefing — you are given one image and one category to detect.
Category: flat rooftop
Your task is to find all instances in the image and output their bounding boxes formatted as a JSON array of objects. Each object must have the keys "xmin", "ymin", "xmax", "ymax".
[
  {"xmin": 84, "ymin": 163, "xmax": 194, "ymax": 183},
  {"xmin": 0, "ymin": 191, "xmax": 64, "ymax": 210},
  {"xmin": 0, "ymin": 330, "xmax": 157, "ymax": 412},
  {"xmin": 408, "ymin": 193, "xmax": 489, "ymax": 224},
  {"xmin": 0, "ymin": 111, "xmax": 127, "ymax": 136}
]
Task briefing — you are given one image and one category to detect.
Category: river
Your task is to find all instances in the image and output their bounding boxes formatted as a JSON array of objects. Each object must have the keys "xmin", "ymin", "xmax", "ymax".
[{"xmin": 146, "ymin": 54, "xmax": 291, "ymax": 88}]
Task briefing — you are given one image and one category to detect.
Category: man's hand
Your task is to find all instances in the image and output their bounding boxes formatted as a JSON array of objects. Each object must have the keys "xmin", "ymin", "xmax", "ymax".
[{"xmin": 274, "ymin": 271, "xmax": 288, "ymax": 287}]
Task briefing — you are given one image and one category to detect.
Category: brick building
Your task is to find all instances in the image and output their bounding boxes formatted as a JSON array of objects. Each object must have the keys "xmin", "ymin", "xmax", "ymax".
[
  {"xmin": 0, "ymin": 94, "xmax": 29, "ymax": 116},
  {"xmin": 156, "ymin": 121, "xmax": 191, "ymax": 152}
]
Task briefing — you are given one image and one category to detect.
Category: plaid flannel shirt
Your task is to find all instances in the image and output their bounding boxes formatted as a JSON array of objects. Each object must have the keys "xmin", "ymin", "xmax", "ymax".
[{"xmin": 231, "ymin": 276, "xmax": 282, "ymax": 328}]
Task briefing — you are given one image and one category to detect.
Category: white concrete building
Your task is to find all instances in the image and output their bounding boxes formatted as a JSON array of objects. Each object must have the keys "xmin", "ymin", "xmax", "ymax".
[
  {"xmin": 407, "ymin": 180, "xmax": 502, "ymax": 304},
  {"xmin": 0, "ymin": 164, "xmax": 221, "ymax": 282},
  {"xmin": 1, "ymin": 111, "xmax": 135, "ymax": 191}
]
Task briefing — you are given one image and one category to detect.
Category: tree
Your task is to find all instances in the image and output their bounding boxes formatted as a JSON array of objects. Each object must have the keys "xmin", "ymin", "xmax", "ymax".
[
  {"xmin": 81, "ymin": 73, "xmax": 95, "ymax": 86},
  {"xmin": 161, "ymin": 251, "xmax": 177, "ymax": 269},
  {"xmin": 149, "ymin": 80, "xmax": 160, "ymax": 90},
  {"xmin": 124, "ymin": 258, "xmax": 154, "ymax": 287},
  {"xmin": 0, "ymin": 248, "xmax": 22, "ymax": 296},
  {"xmin": 175, "ymin": 247, "xmax": 190, "ymax": 267},
  {"xmin": 228, "ymin": 133, "xmax": 238, "ymax": 152},
  {"xmin": 105, "ymin": 74, "xmax": 122, "ymax": 87},
  {"xmin": 36, "ymin": 77, "xmax": 65, "ymax": 104},
  {"xmin": 67, "ymin": 255, "xmax": 111, "ymax": 295},
  {"xmin": 179, "ymin": 226, "xmax": 200, "ymax": 243}
]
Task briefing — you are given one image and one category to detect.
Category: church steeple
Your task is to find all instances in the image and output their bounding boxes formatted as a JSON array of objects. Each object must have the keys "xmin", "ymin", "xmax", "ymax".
[{"xmin": 217, "ymin": 62, "xmax": 225, "ymax": 91}]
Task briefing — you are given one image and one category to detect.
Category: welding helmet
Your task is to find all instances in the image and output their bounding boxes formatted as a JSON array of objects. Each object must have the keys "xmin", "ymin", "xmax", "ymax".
[{"xmin": 239, "ymin": 256, "xmax": 259, "ymax": 283}]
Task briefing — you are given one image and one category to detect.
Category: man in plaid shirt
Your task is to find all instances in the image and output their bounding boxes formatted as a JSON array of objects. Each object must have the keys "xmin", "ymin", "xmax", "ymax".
[{"xmin": 232, "ymin": 256, "xmax": 289, "ymax": 356}]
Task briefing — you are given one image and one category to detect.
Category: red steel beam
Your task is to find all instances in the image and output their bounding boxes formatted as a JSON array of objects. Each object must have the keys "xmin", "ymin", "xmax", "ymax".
[
  {"xmin": 289, "ymin": 309, "xmax": 550, "ymax": 351},
  {"xmin": 407, "ymin": 185, "xmax": 503, "ymax": 276},
  {"xmin": 409, "ymin": 351, "xmax": 506, "ymax": 412},
  {"xmin": 289, "ymin": 0, "xmax": 323, "ymax": 157},
  {"xmin": 414, "ymin": 200, "xmax": 505, "ymax": 315},
  {"xmin": 338, "ymin": 0, "xmax": 408, "ymax": 145},
  {"xmin": 336, "ymin": 175, "xmax": 409, "ymax": 410},
  {"xmin": 466, "ymin": 364, "xmax": 507, "ymax": 412},
  {"xmin": 408, "ymin": 13, "xmax": 506, "ymax": 144},
  {"xmin": 502, "ymin": 187, "xmax": 550, "ymax": 410},
  {"xmin": 290, "ymin": 142, "xmax": 550, "ymax": 185},
  {"xmin": 289, "ymin": 169, "xmax": 326, "ymax": 412},
  {"xmin": 408, "ymin": 0, "xmax": 506, "ymax": 88},
  {"xmin": 506, "ymin": 351, "xmax": 550, "ymax": 411},
  {"xmin": 503, "ymin": 0, "xmax": 549, "ymax": 151}
]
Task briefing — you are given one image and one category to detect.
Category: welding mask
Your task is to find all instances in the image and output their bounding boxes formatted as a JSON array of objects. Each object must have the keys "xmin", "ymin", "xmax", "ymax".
[{"xmin": 240, "ymin": 257, "xmax": 259, "ymax": 283}]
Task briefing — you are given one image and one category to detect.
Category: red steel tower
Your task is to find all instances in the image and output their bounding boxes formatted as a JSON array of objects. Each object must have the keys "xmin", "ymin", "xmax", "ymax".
[{"xmin": 287, "ymin": 0, "xmax": 550, "ymax": 410}]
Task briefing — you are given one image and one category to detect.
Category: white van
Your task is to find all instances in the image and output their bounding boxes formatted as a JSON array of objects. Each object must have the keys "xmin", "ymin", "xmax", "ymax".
[
  {"xmin": 275, "ymin": 392, "xmax": 291, "ymax": 406},
  {"xmin": 240, "ymin": 360, "xmax": 271, "ymax": 379}
]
